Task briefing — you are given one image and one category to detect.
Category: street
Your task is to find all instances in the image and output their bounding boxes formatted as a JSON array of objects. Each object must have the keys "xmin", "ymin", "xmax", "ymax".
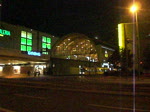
[{"xmin": 0, "ymin": 76, "xmax": 150, "ymax": 112}]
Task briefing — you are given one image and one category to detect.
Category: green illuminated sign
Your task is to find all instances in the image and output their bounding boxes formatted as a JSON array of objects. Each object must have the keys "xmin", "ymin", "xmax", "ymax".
[{"xmin": 0, "ymin": 29, "xmax": 11, "ymax": 36}]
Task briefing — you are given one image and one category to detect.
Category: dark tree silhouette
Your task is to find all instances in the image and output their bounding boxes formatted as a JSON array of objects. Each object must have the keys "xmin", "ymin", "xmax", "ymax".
[
  {"xmin": 142, "ymin": 44, "xmax": 150, "ymax": 70},
  {"xmin": 108, "ymin": 48, "xmax": 133, "ymax": 75}
]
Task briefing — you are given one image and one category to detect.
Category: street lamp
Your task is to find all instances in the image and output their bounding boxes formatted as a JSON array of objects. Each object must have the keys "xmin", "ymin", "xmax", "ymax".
[
  {"xmin": 130, "ymin": 5, "xmax": 138, "ymax": 13},
  {"xmin": 130, "ymin": 3, "xmax": 140, "ymax": 112},
  {"xmin": 130, "ymin": 4, "xmax": 140, "ymax": 77}
]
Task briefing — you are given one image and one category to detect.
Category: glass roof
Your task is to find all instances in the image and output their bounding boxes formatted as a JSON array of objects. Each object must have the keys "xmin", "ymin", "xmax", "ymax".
[{"xmin": 52, "ymin": 34, "xmax": 98, "ymax": 62}]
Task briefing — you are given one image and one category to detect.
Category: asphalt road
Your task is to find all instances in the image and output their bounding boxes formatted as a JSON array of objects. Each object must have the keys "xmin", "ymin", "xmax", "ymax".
[{"xmin": 0, "ymin": 76, "xmax": 150, "ymax": 112}]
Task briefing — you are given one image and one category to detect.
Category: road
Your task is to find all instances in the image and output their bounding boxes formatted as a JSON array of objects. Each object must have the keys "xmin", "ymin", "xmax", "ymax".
[{"xmin": 0, "ymin": 76, "xmax": 150, "ymax": 112}]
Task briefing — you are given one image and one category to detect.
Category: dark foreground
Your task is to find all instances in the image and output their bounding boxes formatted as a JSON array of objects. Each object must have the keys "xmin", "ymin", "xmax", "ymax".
[{"xmin": 0, "ymin": 76, "xmax": 150, "ymax": 112}]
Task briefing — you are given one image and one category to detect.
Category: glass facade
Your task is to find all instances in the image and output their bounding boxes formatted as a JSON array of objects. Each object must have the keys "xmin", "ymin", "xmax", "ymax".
[
  {"xmin": 42, "ymin": 36, "xmax": 51, "ymax": 54},
  {"xmin": 20, "ymin": 31, "xmax": 33, "ymax": 51},
  {"xmin": 52, "ymin": 34, "xmax": 98, "ymax": 62}
]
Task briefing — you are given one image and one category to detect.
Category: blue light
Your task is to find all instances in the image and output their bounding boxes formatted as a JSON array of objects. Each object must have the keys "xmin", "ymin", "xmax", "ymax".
[{"xmin": 27, "ymin": 51, "xmax": 41, "ymax": 56}]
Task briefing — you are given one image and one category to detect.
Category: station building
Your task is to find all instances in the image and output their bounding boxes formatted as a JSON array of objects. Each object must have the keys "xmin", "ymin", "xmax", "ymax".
[
  {"xmin": 0, "ymin": 21, "xmax": 59, "ymax": 77},
  {"xmin": 50, "ymin": 33, "xmax": 115, "ymax": 75},
  {"xmin": 0, "ymin": 22, "xmax": 115, "ymax": 77}
]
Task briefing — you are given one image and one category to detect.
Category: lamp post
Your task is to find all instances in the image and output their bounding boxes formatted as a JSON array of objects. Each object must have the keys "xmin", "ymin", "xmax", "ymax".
[
  {"xmin": 130, "ymin": 4, "xmax": 140, "ymax": 112},
  {"xmin": 130, "ymin": 4, "xmax": 140, "ymax": 78}
]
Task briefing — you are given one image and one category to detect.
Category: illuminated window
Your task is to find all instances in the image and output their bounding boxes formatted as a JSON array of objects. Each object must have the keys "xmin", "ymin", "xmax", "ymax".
[
  {"xmin": 42, "ymin": 37, "xmax": 47, "ymax": 42},
  {"xmin": 47, "ymin": 38, "xmax": 51, "ymax": 43},
  {"xmin": 47, "ymin": 44, "xmax": 51, "ymax": 49},
  {"xmin": 27, "ymin": 39, "xmax": 32, "ymax": 45},
  {"xmin": 42, "ymin": 36, "xmax": 51, "ymax": 54},
  {"xmin": 27, "ymin": 32, "xmax": 32, "ymax": 39},
  {"xmin": 20, "ymin": 31, "xmax": 32, "ymax": 51},
  {"xmin": 21, "ymin": 31, "xmax": 26, "ymax": 37},
  {"xmin": 21, "ymin": 45, "xmax": 26, "ymax": 51},
  {"xmin": 21, "ymin": 38, "xmax": 26, "ymax": 44},
  {"xmin": 105, "ymin": 50, "xmax": 108, "ymax": 58},
  {"xmin": 27, "ymin": 46, "xmax": 32, "ymax": 51},
  {"xmin": 42, "ymin": 43, "xmax": 47, "ymax": 48}
]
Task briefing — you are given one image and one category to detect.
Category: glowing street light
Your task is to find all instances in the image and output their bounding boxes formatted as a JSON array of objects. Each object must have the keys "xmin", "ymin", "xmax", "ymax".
[
  {"xmin": 130, "ymin": 3, "xmax": 141, "ymax": 73},
  {"xmin": 130, "ymin": 4, "xmax": 141, "ymax": 112},
  {"xmin": 130, "ymin": 5, "xmax": 138, "ymax": 13}
]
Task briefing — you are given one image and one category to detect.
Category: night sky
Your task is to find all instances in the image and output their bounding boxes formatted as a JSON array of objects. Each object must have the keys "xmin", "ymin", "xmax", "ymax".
[{"xmin": 1, "ymin": 0, "xmax": 150, "ymax": 42}]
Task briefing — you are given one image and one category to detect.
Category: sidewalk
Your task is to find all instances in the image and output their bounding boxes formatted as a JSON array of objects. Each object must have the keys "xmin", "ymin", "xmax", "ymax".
[
  {"xmin": 0, "ymin": 74, "xmax": 150, "ymax": 84},
  {"xmin": 0, "ymin": 74, "xmax": 150, "ymax": 96},
  {"xmin": 82, "ymin": 76, "xmax": 150, "ymax": 84},
  {"xmin": 0, "ymin": 107, "xmax": 15, "ymax": 112},
  {"xmin": 0, "ymin": 74, "xmax": 45, "ymax": 78}
]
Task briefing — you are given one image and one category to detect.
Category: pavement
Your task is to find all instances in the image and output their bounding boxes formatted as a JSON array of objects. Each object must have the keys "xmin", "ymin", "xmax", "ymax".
[
  {"xmin": 0, "ymin": 107, "xmax": 15, "ymax": 112},
  {"xmin": 83, "ymin": 75, "xmax": 150, "ymax": 84},
  {"xmin": 0, "ymin": 73, "xmax": 150, "ymax": 85},
  {"xmin": 0, "ymin": 73, "xmax": 150, "ymax": 97},
  {"xmin": 0, "ymin": 74, "xmax": 150, "ymax": 112}
]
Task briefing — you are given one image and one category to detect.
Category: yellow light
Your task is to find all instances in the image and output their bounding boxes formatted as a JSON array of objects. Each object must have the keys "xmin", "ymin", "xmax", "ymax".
[
  {"xmin": 130, "ymin": 4, "xmax": 138, "ymax": 13},
  {"xmin": 0, "ymin": 34, "xmax": 4, "ymax": 36},
  {"xmin": 118, "ymin": 23, "xmax": 125, "ymax": 52}
]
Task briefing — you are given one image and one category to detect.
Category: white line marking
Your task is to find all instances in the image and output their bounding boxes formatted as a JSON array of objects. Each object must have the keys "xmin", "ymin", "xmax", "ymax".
[{"xmin": 89, "ymin": 104, "xmax": 150, "ymax": 112}]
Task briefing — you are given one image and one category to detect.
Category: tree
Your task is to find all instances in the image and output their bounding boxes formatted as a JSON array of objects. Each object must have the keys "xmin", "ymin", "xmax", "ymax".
[
  {"xmin": 108, "ymin": 48, "xmax": 133, "ymax": 74},
  {"xmin": 142, "ymin": 44, "xmax": 150, "ymax": 70},
  {"xmin": 108, "ymin": 48, "xmax": 120, "ymax": 69}
]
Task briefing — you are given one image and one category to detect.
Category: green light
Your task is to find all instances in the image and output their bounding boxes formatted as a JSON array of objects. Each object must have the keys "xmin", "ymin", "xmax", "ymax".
[
  {"xmin": 105, "ymin": 54, "xmax": 108, "ymax": 58},
  {"xmin": 21, "ymin": 31, "xmax": 26, "ymax": 37},
  {"xmin": 47, "ymin": 38, "xmax": 51, "ymax": 43},
  {"xmin": 21, "ymin": 45, "xmax": 26, "ymax": 51},
  {"xmin": 47, "ymin": 44, "xmax": 51, "ymax": 49},
  {"xmin": 42, "ymin": 52, "xmax": 48, "ymax": 54},
  {"xmin": 27, "ymin": 46, "xmax": 32, "ymax": 51},
  {"xmin": 21, "ymin": 31, "xmax": 33, "ymax": 51},
  {"xmin": 42, "ymin": 36, "xmax": 47, "ymax": 42},
  {"xmin": 27, "ymin": 33, "xmax": 32, "ymax": 39},
  {"xmin": 42, "ymin": 36, "xmax": 51, "ymax": 54},
  {"xmin": 27, "ymin": 39, "xmax": 32, "ymax": 45},
  {"xmin": 0, "ymin": 29, "xmax": 11, "ymax": 36},
  {"xmin": 42, "ymin": 43, "xmax": 46, "ymax": 48},
  {"xmin": 21, "ymin": 38, "xmax": 26, "ymax": 44}
]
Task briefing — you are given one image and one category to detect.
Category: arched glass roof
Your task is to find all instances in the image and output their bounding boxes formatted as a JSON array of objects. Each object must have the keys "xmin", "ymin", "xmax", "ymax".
[{"xmin": 52, "ymin": 33, "xmax": 98, "ymax": 62}]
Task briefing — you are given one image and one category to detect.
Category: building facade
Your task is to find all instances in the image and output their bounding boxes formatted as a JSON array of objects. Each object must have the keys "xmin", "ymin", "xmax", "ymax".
[
  {"xmin": 0, "ymin": 22, "xmax": 115, "ymax": 77},
  {"xmin": 0, "ymin": 22, "xmax": 59, "ymax": 77},
  {"xmin": 118, "ymin": 23, "xmax": 150, "ymax": 73},
  {"xmin": 50, "ymin": 33, "xmax": 115, "ymax": 75}
]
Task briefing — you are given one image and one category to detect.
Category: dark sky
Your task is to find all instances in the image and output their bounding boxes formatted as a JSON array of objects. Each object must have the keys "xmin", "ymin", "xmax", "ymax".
[{"xmin": 2, "ymin": 0, "xmax": 149, "ymax": 42}]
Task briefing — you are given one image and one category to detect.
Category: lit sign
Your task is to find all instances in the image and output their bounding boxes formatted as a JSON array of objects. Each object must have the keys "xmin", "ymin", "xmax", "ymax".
[
  {"xmin": 118, "ymin": 24, "xmax": 125, "ymax": 51},
  {"xmin": 0, "ymin": 29, "xmax": 11, "ymax": 36},
  {"xmin": 27, "ymin": 51, "xmax": 41, "ymax": 56}
]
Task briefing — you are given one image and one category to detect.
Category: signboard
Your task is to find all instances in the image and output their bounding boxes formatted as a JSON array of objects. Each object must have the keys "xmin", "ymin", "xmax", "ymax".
[
  {"xmin": 0, "ymin": 29, "xmax": 11, "ymax": 36},
  {"xmin": 27, "ymin": 51, "xmax": 41, "ymax": 56}
]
